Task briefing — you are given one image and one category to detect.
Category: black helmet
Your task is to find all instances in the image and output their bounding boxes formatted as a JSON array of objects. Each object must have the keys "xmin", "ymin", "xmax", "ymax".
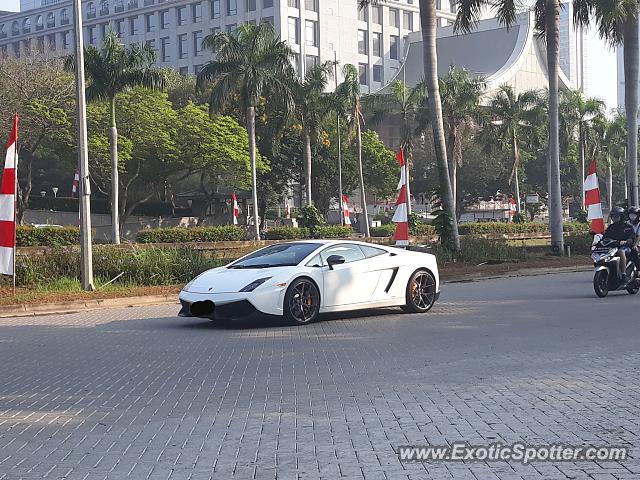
[
  {"xmin": 611, "ymin": 206, "xmax": 625, "ymax": 223},
  {"xmin": 629, "ymin": 206, "xmax": 640, "ymax": 222}
]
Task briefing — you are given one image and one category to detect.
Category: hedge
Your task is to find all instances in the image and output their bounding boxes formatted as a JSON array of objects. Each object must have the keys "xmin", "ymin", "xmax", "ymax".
[
  {"xmin": 457, "ymin": 222, "xmax": 589, "ymax": 235},
  {"xmin": 312, "ymin": 226, "xmax": 354, "ymax": 238},
  {"xmin": 136, "ymin": 226, "xmax": 245, "ymax": 243},
  {"xmin": 263, "ymin": 227, "xmax": 310, "ymax": 240},
  {"xmin": 370, "ymin": 224, "xmax": 437, "ymax": 238},
  {"xmin": 370, "ymin": 224, "xmax": 396, "ymax": 237},
  {"xmin": 17, "ymin": 226, "xmax": 80, "ymax": 246}
]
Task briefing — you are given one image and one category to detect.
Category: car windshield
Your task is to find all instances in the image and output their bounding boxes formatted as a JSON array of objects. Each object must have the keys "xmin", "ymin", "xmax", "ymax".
[{"xmin": 229, "ymin": 243, "xmax": 321, "ymax": 269}]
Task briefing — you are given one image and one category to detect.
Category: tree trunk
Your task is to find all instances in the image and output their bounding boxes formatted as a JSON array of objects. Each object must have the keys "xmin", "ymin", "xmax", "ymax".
[
  {"xmin": 16, "ymin": 153, "xmax": 33, "ymax": 225},
  {"xmin": 512, "ymin": 132, "xmax": 522, "ymax": 213},
  {"xmin": 247, "ymin": 106, "xmax": 260, "ymax": 240},
  {"xmin": 109, "ymin": 96, "xmax": 121, "ymax": 245},
  {"xmin": 579, "ymin": 123, "xmax": 585, "ymax": 209},
  {"xmin": 419, "ymin": 0, "xmax": 460, "ymax": 249},
  {"xmin": 624, "ymin": 16, "xmax": 639, "ymax": 206},
  {"xmin": 607, "ymin": 154, "xmax": 613, "ymax": 212},
  {"xmin": 546, "ymin": 0, "xmax": 565, "ymax": 254},
  {"xmin": 304, "ymin": 130, "xmax": 312, "ymax": 206},
  {"xmin": 447, "ymin": 126, "xmax": 457, "ymax": 214},
  {"xmin": 357, "ymin": 119, "xmax": 370, "ymax": 237}
]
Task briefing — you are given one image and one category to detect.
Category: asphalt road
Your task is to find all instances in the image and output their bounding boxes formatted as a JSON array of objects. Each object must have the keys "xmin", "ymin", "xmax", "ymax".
[{"xmin": 0, "ymin": 271, "xmax": 639, "ymax": 480}]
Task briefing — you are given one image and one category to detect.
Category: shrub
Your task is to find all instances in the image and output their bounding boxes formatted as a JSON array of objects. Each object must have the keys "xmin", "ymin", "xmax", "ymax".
[
  {"xmin": 410, "ymin": 223, "xmax": 437, "ymax": 236},
  {"xmin": 136, "ymin": 226, "xmax": 245, "ymax": 243},
  {"xmin": 14, "ymin": 246, "xmax": 225, "ymax": 287},
  {"xmin": 565, "ymin": 234, "xmax": 594, "ymax": 255},
  {"xmin": 17, "ymin": 226, "xmax": 80, "ymax": 246},
  {"xmin": 370, "ymin": 224, "xmax": 396, "ymax": 237},
  {"xmin": 434, "ymin": 237, "xmax": 529, "ymax": 264},
  {"xmin": 296, "ymin": 204, "xmax": 325, "ymax": 232},
  {"xmin": 263, "ymin": 227, "xmax": 310, "ymax": 240},
  {"xmin": 312, "ymin": 226, "xmax": 354, "ymax": 239}
]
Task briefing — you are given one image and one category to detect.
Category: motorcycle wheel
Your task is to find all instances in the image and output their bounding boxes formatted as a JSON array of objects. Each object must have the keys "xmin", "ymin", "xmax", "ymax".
[
  {"xmin": 594, "ymin": 270, "xmax": 609, "ymax": 298},
  {"xmin": 627, "ymin": 286, "xmax": 639, "ymax": 295}
]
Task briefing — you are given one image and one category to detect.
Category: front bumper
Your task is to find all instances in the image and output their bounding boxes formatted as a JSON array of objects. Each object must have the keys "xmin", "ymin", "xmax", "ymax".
[
  {"xmin": 178, "ymin": 287, "xmax": 286, "ymax": 319},
  {"xmin": 179, "ymin": 298, "xmax": 259, "ymax": 320}
]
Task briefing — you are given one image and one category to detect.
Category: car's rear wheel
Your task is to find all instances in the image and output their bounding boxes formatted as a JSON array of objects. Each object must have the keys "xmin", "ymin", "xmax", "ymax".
[
  {"xmin": 402, "ymin": 269, "xmax": 437, "ymax": 313},
  {"xmin": 284, "ymin": 278, "xmax": 320, "ymax": 325}
]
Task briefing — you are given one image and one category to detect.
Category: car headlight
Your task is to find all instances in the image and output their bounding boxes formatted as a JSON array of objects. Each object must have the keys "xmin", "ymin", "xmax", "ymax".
[{"xmin": 239, "ymin": 277, "xmax": 272, "ymax": 292}]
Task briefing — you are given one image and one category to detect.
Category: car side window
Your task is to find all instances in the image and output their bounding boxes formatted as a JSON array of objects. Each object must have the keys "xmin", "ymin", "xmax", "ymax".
[
  {"xmin": 305, "ymin": 254, "xmax": 323, "ymax": 267},
  {"xmin": 320, "ymin": 244, "xmax": 366, "ymax": 264},
  {"xmin": 359, "ymin": 245, "xmax": 386, "ymax": 258}
]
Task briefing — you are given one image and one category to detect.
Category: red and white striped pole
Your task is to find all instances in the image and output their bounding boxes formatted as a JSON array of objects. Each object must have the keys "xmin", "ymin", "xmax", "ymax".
[
  {"xmin": 232, "ymin": 192, "xmax": 239, "ymax": 225},
  {"xmin": 584, "ymin": 159, "xmax": 605, "ymax": 234},
  {"xmin": 393, "ymin": 148, "xmax": 409, "ymax": 246},
  {"xmin": 0, "ymin": 114, "xmax": 19, "ymax": 295}
]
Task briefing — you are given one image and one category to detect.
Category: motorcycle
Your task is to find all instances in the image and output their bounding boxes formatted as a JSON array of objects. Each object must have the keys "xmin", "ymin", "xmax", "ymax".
[{"xmin": 591, "ymin": 234, "xmax": 640, "ymax": 297}]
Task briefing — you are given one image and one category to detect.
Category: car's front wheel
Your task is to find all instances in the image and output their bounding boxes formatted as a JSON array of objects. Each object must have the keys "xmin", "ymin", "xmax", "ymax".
[
  {"xmin": 284, "ymin": 278, "xmax": 320, "ymax": 325},
  {"xmin": 402, "ymin": 269, "xmax": 437, "ymax": 313}
]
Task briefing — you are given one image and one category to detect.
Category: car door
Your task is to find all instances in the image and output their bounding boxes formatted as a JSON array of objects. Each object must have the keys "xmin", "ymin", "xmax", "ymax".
[{"xmin": 320, "ymin": 244, "xmax": 381, "ymax": 307}]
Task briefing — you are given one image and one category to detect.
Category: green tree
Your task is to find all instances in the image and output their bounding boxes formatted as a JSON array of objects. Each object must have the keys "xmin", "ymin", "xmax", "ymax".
[
  {"xmin": 197, "ymin": 22, "xmax": 295, "ymax": 240},
  {"xmin": 293, "ymin": 62, "xmax": 333, "ymax": 205},
  {"xmin": 0, "ymin": 56, "xmax": 75, "ymax": 223},
  {"xmin": 482, "ymin": 86, "xmax": 541, "ymax": 214},
  {"xmin": 456, "ymin": 0, "xmax": 566, "ymax": 254},
  {"xmin": 65, "ymin": 31, "xmax": 167, "ymax": 244},
  {"xmin": 560, "ymin": 89, "xmax": 606, "ymax": 209},
  {"xmin": 334, "ymin": 64, "xmax": 371, "ymax": 237}
]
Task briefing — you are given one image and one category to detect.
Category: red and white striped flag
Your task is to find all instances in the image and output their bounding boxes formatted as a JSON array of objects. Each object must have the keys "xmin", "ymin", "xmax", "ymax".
[
  {"xmin": 0, "ymin": 114, "xmax": 18, "ymax": 277},
  {"xmin": 583, "ymin": 159, "xmax": 605, "ymax": 234},
  {"xmin": 393, "ymin": 148, "xmax": 409, "ymax": 246},
  {"xmin": 232, "ymin": 192, "xmax": 239, "ymax": 225},
  {"xmin": 71, "ymin": 168, "xmax": 79, "ymax": 197},
  {"xmin": 342, "ymin": 195, "xmax": 352, "ymax": 226}
]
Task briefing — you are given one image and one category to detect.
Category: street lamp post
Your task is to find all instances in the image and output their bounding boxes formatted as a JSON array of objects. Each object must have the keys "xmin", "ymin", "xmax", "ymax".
[{"xmin": 72, "ymin": 0, "xmax": 95, "ymax": 291}]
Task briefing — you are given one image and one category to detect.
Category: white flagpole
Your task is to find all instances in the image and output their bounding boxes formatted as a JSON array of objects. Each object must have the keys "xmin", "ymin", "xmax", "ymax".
[{"xmin": 12, "ymin": 114, "xmax": 17, "ymax": 296}]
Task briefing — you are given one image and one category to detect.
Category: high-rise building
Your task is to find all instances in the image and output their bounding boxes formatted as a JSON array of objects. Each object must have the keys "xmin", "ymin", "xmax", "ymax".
[{"xmin": 0, "ymin": 0, "xmax": 457, "ymax": 90}]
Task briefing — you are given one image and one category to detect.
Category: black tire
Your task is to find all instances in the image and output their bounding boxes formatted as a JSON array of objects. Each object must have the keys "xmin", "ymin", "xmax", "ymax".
[
  {"xmin": 401, "ymin": 269, "xmax": 437, "ymax": 313},
  {"xmin": 627, "ymin": 286, "xmax": 639, "ymax": 295},
  {"xmin": 283, "ymin": 278, "xmax": 320, "ymax": 325},
  {"xmin": 593, "ymin": 270, "xmax": 609, "ymax": 298}
]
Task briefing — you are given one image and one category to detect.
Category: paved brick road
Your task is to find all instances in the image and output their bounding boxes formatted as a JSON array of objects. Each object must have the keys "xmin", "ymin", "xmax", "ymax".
[{"xmin": 0, "ymin": 271, "xmax": 639, "ymax": 479}]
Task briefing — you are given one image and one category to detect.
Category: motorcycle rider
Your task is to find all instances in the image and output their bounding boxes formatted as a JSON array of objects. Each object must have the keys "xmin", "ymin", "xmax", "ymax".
[
  {"xmin": 628, "ymin": 206, "xmax": 640, "ymax": 273},
  {"xmin": 602, "ymin": 206, "xmax": 635, "ymax": 282}
]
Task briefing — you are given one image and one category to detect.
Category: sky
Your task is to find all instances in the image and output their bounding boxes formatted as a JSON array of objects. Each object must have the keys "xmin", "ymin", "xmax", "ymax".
[
  {"xmin": 2, "ymin": 0, "xmax": 20, "ymax": 12},
  {"xmin": 0, "ymin": 0, "xmax": 619, "ymax": 109}
]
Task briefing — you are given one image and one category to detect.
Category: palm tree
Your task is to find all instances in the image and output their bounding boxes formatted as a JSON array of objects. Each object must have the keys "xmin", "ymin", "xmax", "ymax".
[
  {"xmin": 482, "ymin": 86, "xmax": 541, "ymax": 214},
  {"xmin": 65, "ymin": 30, "xmax": 166, "ymax": 244},
  {"xmin": 359, "ymin": 0, "xmax": 459, "ymax": 249},
  {"xmin": 456, "ymin": 0, "xmax": 564, "ymax": 254},
  {"xmin": 335, "ymin": 63, "xmax": 370, "ymax": 237},
  {"xmin": 560, "ymin": 90, "xmax": 606, "ymax": 209},
  {"xmin": 293, "ymin": 62, "xmax": 333, "ymax": 206},
  {"xmin": 574, "ymin": 0, "xmax": 639, "ymax": 206},
  {"xmin": 197, "ymin": 23, "xmax": 295, "ymax": 240},
  {"xmin": 364, "ymin": 79, "xmax": 426, "ymax": 219},
  {"xmin": 416, "ymin": 67, "xmax": 484, "ymax": 213},
  {"xmin": 602, "ymin": 113, "xmax": 628, "ymax": 208}
]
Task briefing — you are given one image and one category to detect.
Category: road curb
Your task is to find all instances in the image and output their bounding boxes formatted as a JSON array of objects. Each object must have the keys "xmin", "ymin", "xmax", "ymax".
[
  {"xmin": 1, "ymin": 265, "xmax": 592, "ymax": 319},
  {"xmin": 0, "ymin": 294, "xmax": 179, "ymax": 319}
]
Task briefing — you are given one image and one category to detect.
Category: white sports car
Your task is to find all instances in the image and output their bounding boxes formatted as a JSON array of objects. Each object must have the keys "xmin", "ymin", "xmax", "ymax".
[{"xmin": 179, "ymin": 240, "xmax": 440, "ymax": 325}]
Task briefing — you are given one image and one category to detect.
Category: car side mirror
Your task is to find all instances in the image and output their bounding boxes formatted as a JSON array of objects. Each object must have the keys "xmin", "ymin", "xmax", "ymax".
[{"xmin": 326, "ymin": 255, "xmax": 346, "ymax": 270}]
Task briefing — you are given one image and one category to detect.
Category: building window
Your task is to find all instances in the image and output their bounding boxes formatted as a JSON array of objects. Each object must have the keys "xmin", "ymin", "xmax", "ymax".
[
  {"xmin": 160, "ymin": 10, "xmax": 169, "ymax": 28},
  {"xmin": 88, "ymin": 25, "xmax": 96, "ymax": 44},
  {"xmin": 60, "ymin": 9, "xmax": 69, "ymax": 25},
  {"xmin": 87, "ymin": 3, "xmax": 96, "ymax": 19},
  {"xmin": 262, "ymin": 16, "xmax": 274, "ymax": 25},
  {"xmin": 305, "ymin": 54, "xmax": 318, "ymax": 72},
  {"xmin": 403, "ymin": 11, "xmax": 413, "ymax": 31},
  {"xmin": 227, "ymin": 0, "xmax": 237, "ymax": 15},
  {"xmin": 226, "ymin": 23, "xmax": 236, "ymax": 33},
  {"xmin": 372, "ymin": 32, "xmax": 381, "ymax": 57},
  {"xmin": 389, "ymin": 8, "xmax": 399, "ymax": 28},
  {"xmin": 194, "ymin": 64, "xmax": 202, "ymax": 74},
  {"xmin": 48, "ymin": 34, "xmax": 56, "ymax": 50},
  {"xmin": 62, "ymin": 31, "xmax": 70, "ymax": 49},
  {"xmin": 100, "ymin": 0, "xmax": 109, "ymax": 15},
  {"xmin": 211, "ymin": 0, "xmax": 220, "ymax": 18},
  {"xmin": 129, "ymin": 16, "xmax": 138, "ymax": 35},
  {"xmin": 145, "ymin": 38, "xmax": 155, "ymax": 50},
  {"xmin": 144, "ymin": 0, "xmax": 154, "ymax": 5},
  {"xmin": 358, "ymin": 6, "xmax": 367, "ymax": 22},
  {"xmin": 373, "ymin": 64, "xmax": 382, "ymax": 83},
  {"xmin": 116, "ymin": 18, "xmax": 124, "ymax": 36},
  {"xmin": 305, "ymin": 20, "xmax": 317, "ymax": 47},
  {"xmin": 178, "ymin": 33, "xmax": 187, "ymax": 58},
  {"xmin": 145, "ymin": 13, "xmax": 155, "ymax": 32},
  {"xmin": 114, "ymin": 0, "xmax": 124, "ymax": 13},
  {"xmin": 304, "ymin": 0, "xmax": 317, "ymax": 11},
  {"xmin": 22, "ymin": 18, "xmax": 31, "ymax": 34},
  {"xmin": 246, "ymin": 0, "xmax": 256, "ymax": 11},
  {"xmin": 35, "ymin": 15, "xmax": 43, "ymax": 31},
  {"xmin": 263, "ymin": 0, "xmax": 273, "ymax": 7},
  {"xmin": 390, "ymin": 34, "xmax": 399, "ymax": 59},
  {"xmin": 358, "ymin": 30, "xmax": 367, "ymax": 55},
  {"xmin": 359, "ymin": 63, "xmax": 368, "ymax": 86},
  {"xmin": 372, "ymin": 5, "xmax": 382, "ymax": 24},
  {"xmin": 177, "ymin": 6, "xmax": 187, "ymax": 25},
  {"xmin": 160, "ymin": 36, "xmax": 170, "ymax": 61},
  {"xmin": 179, "ymin": 66, "xmax": 189, "ymax": 75},
  {"xmin": 128, "ymin": 0, "xmax": 139, "ymax": 9},
  {"xmin": 46, "ymin": 12, "xmax": 55, "ymax": 28},
  {"xmin": 192, "ymin": 2, "xmax": 202, "ymax": 22},
  {"xmin": 193, "ymin": 30, "xmax": 203, "ymax": 55},
  {"xmin": 288, "ymin": 0, "xmax": 298, "ymax": 8},
  {"xmin": 288, "ymin": 17, "xmax": 299, "ymax": 44}
]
